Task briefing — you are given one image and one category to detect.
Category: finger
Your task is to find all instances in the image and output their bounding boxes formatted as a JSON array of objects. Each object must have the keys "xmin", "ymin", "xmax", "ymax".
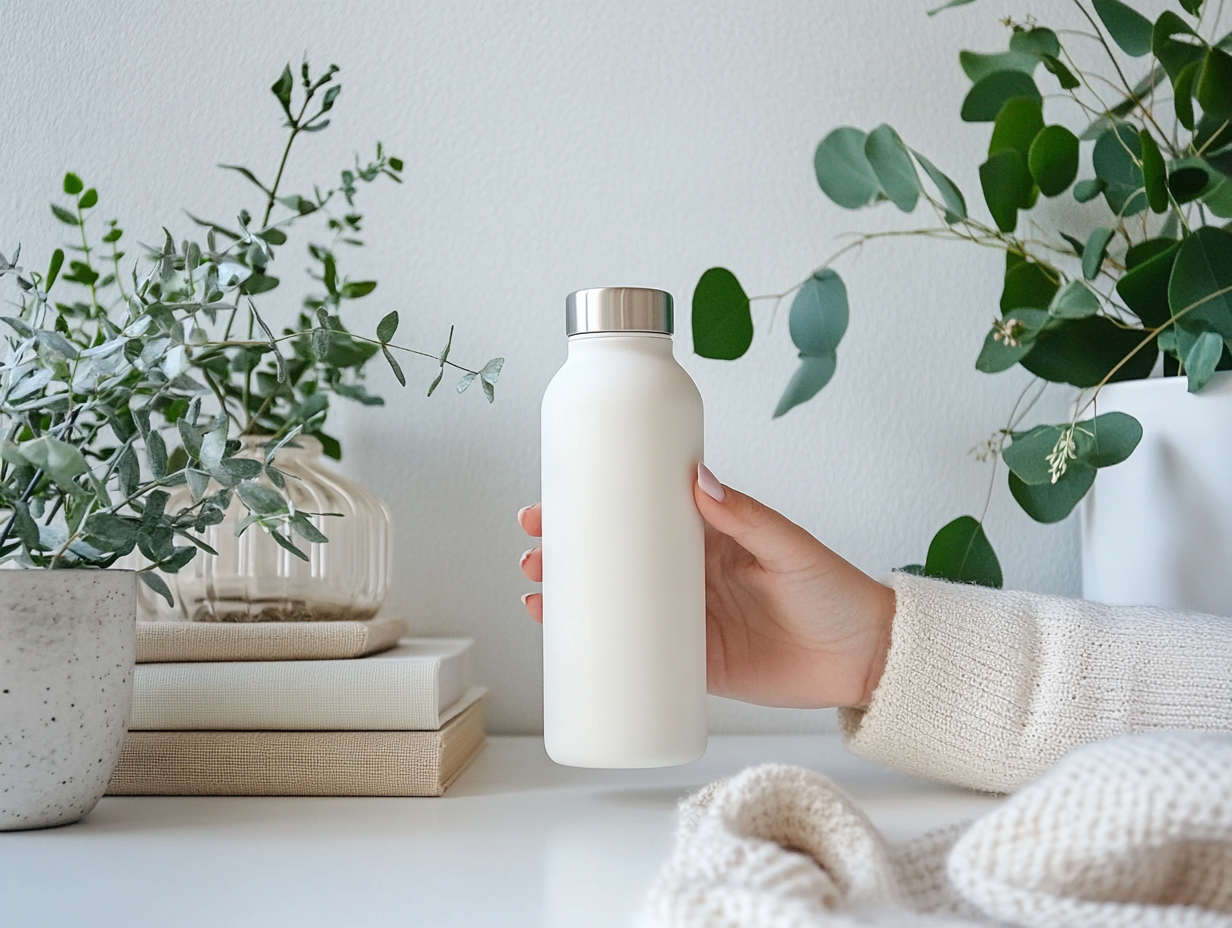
[
  {"xmin": 521, "ymin": 592, "xmax": 543, "ymax": 623},
  {"xmin": 518, "ymin": 503, "xmax": 542, "ymax": 538},
  {"xmin": 694, "ymin": 463, "xmax": 820, "ymax": 570},
  {"xmin": 519, "ymin": 546, "xmax": 542, "ymax": 582}
]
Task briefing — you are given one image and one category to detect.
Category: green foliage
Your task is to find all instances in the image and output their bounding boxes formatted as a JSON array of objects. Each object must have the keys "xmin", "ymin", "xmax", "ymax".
[
  {"xmin": 0, "ymin": 60, "xmax": 501, "ymax": 585},
  {"xmin": 774, "ymin": 271, "xmax": 847, "ymax": 418},
  {"xmin": 921, "ymin": 516, "xmax": 1002, "ymax": 587},
  {"xmin": 693, "ymin": 0, "xmax": 1232, "ymax": 585},
  {"xmin": 692, "ymin": 268, "xmax": 753, "ymax": 360}
]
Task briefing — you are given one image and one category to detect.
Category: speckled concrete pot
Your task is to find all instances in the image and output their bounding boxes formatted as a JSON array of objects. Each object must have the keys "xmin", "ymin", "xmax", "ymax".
[{"xmin": 0, "ymin": 570, "xmax": 136, "ymax": 830}]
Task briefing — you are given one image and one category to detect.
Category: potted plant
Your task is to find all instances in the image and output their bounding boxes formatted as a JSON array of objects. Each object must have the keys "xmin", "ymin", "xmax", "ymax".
[
  {"xmin": 0, "ymin": 60, "xmax": 500, "ymax": 828},
  {"xmin": 691, "ymin": 0, "xmax": 1232, "ymax": 603}
]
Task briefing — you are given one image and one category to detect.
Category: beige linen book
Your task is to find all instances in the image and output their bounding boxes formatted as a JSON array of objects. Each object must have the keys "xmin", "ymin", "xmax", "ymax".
[
  {"xmin": 136, "ymin": 617, "xmax": 409, "ymax": 663},
  {"xmin": 132, "ymin": 638, "xmax": 471, "ymax": 731},
  {"xmin": 108, "ymin": 689, "xmax": 486, "ymax": 798}
]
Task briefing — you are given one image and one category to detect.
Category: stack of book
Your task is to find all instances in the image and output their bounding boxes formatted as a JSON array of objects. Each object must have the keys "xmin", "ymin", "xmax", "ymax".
[{"xmin": 107, "ymin": 618, "xmax": 485, "ymax": 797}]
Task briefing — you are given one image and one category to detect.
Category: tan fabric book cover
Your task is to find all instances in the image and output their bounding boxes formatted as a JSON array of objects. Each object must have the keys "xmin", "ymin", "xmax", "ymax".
[
  {"xmin": 107, "ymin": 690, "xmax": 486, "ymax": 798},
  {"xmin": 136, "ymin": 617, "xmax": 409, "ymax": 663}
]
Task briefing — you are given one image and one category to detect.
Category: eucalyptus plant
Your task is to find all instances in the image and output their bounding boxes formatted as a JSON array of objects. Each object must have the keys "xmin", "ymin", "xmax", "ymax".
[
  {"xmin": 0, "ymin": 60, "xmax": 501, "ymax": 603},
  {"xmin": 692, "ymin": 0, "xmax": 1232, "ymax": 586}
]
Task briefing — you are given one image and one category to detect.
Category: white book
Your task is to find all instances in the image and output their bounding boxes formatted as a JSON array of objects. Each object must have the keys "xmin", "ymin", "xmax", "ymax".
[{"xmin": 131, "ymin": 638, "xmax": 473, "ymax": 731}]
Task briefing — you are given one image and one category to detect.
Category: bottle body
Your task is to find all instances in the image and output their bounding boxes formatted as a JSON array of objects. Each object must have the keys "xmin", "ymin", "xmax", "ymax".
[{"xmin": 541, "ymin": 332, "xmax": 707, "ymax": 768}]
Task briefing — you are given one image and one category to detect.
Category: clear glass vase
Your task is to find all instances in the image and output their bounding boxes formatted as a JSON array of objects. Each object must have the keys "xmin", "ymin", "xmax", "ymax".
[{"xmin": 139, "ymin": 436, "xmax": 390, "ymax": 622}]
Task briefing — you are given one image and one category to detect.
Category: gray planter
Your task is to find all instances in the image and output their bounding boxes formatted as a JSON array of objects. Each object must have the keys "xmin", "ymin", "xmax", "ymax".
[{"xmin": 0, "ymin": 570, "xmax": 136, "ymax": 830}]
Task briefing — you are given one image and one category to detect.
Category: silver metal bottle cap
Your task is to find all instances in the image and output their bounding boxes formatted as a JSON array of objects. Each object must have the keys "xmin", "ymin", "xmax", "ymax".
[{"xmin": 565, "ymin": 287, "xmax": 673, "ymax": 336}]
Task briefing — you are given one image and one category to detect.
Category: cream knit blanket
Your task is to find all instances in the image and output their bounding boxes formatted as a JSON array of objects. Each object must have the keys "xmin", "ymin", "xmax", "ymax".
[
  {"xmin": 649, "ymin": 574, "xmax": 1232, "ymax": 927},
  {"xmin": 647, "ymin": 732, "xmax": 1232, "ymax": 927}
]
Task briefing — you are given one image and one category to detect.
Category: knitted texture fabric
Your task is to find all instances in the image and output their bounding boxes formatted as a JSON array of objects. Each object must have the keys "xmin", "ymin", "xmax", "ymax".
[
  {"xmin": 648, "ymin": 575, "xmax": 1232, "ymax": 926},
  {"xmin": 646, "ymin": 734, "xmax": 1232, "ymax": 927},
  {"xmin": 840, "ymin": 574, "xmax": 1232, "ymax": 793}
]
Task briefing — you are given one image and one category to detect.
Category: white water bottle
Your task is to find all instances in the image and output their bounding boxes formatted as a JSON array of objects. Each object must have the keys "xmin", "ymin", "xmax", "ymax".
[{"xmin": 540, "ymin": 287, "xmax": 707, "ymax": 768}]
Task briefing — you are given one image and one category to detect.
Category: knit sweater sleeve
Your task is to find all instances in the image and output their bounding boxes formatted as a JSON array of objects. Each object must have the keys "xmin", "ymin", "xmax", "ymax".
[{"xmin": 838, "ymin": 572, "xmax": 1232, "ymax": 793}]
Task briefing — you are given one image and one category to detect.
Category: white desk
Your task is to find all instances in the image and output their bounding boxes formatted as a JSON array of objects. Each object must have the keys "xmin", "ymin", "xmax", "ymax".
[{"xmin": 0, "ymin": 735, "xmax": 1002, "ymax": 927}]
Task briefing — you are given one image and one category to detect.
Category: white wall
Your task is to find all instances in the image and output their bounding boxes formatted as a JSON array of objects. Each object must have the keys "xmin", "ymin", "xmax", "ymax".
[{"xmin": 3, "ymin": 0, "xmax": 1103, "ymax": 734}]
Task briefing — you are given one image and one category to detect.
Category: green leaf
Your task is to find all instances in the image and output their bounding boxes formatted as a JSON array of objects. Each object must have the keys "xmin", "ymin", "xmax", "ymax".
[
  {"xmin": 389, "ymin": 157, "xmax": 404, "ymax": 172},
  {"xmin": 1197, "ymin": 47, "xmax": 1232, "ymax": 120},
  {"xmin": 50, "ymin": 204, "xmax": 79, "ymax": 226},
  {"xmin": 340, "ymin": 280, "xmax": 377, "ymax": 299},
  {"xmin": 240, "ymin": 273, "xmax": 279, "ymax": 295},
  {"xmin": 961, "ymin": 70, "xmax": 1040, "ymax": 122},
  {"xmin": 911, "ymin": 150, "xmax": 967, "ymax": 222},
  {"xmin": 200, "ymin": 423, "xmax": 227, "ymax": 472},
  {"xmin": 1010, "ymin": 27, "xmax": 1060, "ymax": 59},
  {"xmin": 1139, "ymin": 130, "xmax": 1168, "ymax": 213},
  {"xmin": 980, "ymin": 148, "xmax": 1032, "ymax": 232},
  {"xmin": 989, "ymin": 97, "xmax": 1044, "ymax": 164},
  {"xmin": 1169, "ymin": 165, "xmax": 1209, "ymax": 203},
  {"xmin": 1028, "ymin": 125, "xmax": 1079, "ymax": 196},
  {"xmin": 62, "ymin": 173, "xmax": 83, "ymax": 195},
  {"xmin": 1184, "ymin": 329, "xmax": 1225, "ymax": 391},
  {"xmin": 692, "ymin": 267, "xmax": 753, "ymax": 360},
  {"xmin": 1002, "ymin": 259, "xmax": 1059, "ymax": 311},
  {"xmin": 960, "ymin": 49, "xmax": 1040, "ymax": 83},
  {"xmin": 1082, "ymin": 411, "xmax": 1144, "ymax": 468},
  {"xmin": 146, "ymin": 430, "xmax": 168, "ymax": 480},
  {"xmin": 1092, "ymin": 124, "xmax": 1146, "ymax": 216},
  {"xmin": 289, "ymin": 512, "xmax": 329, "ymax": 544},
  {"xmin": 271, "ymin": 64, "xmax": 294, "ymax": 116},
  {"xmin": 1092, "ymin": 0, "xmax": 1153, "ymax": 56},
  {"xmin": 236, "ymin": 481, "xmax": 286, "ymax": 515},
  {"xmin": 773, "ymin": 354, "xmax": 837, "ymax": 419},
  {"xmin": 1174, "ymin": 60, "xmax": 1200, "ymax": 130},
  {"xmin": 1117, "ymin": 240, "xmax": 1179, "ymax": 327},
  {"xmin": 1049, "ymin": 281, "xmax": 1100, "ymax": 319},
  {"xmin": 1009, "ymin": 466, "xmax": 1096, "ymax": 523},
  {"xmin": 975, "ymin": 309, "xmax": 1049, "ymax": 373},
  {"xmin": 77, "ymin": 188, "xmax": 97, "ymax": 210},
  {"xmin": 382, "ymin": 344, "xmax": 406, "ymax": 386},
  {"xmin": 84, "ymin": 513, "xmax": 140, "ymax": 551},
  {"xmin": 1169, "ymin": 226, "xmax": 1232, "ymax": 341},
  {"xmin": 1041, "ymin": 54, "xmax": 1080, "ymax": 90},
  {"xmin": 922, "ymin": 516, "xmax": 1002, "ymax": 588},
  {"xmin": 311, "ymin": 327, "xmax": 331, "ymax": 361},
  {"xmin": 255, "ymin": 227, "xmax": 287, "ymax": 245},
  {"xmin": 185, "ymin": 469, "xmax": 210, "ymax": 504},
  {"xmin": 1083, "ymin": 227, "xmax": 1115, "ymax": 280},
  {"xmin": 45, "ymin": 249, "xmax": 64, "ymax": 291},
  {"xmin": 927, "ymin": 0, "xmax": 975, "ymax": 14},
  {"xmin": 789, "ymin": 270, "xmax": 848, "ymax": 357},
  {"xmin": 377, "ymin": 310, "xmax": 399, "ymax": 343},
  {"xmin": 177, "ymin": 419, "xmax": 204, "ymax": 462},
  {"xmin": 20, "ymin": 435, "xmax": 88, "ymax": 488},
  {"xmin": 269, "ymin": 529, "xmax": 310, "ymax": 562},
  {"xmin": 1020, "ymin": 315, "xmax": 1157, "ymax": 386},
  {"xmin": 456, "ymin": 370, "xmax": 478, "ymax": 394},
  {"xmin": 218, "ymin": 164, "xmax": 272, "ymax": 196},
  {"xmin": 1153, "ymin": 12, "xmax": 1203, "ymax": 83},
  {"xmin": 139, "ymin": 571, "xmax": 174, "ymax": 608},
  {"xmin": 1073, "ymin": 178, "xmax": 1106, "ymax": 202},
  {"xmin": 479, "ymin": 357, "xmax": 504, "ymax": 403},
  {"xmin": 863, "ymin": 125, "xmax": 919, "ymax": 212},
  {"xmin": 813, "ymin": 127, "xmax": 884, "ymax": 209}
]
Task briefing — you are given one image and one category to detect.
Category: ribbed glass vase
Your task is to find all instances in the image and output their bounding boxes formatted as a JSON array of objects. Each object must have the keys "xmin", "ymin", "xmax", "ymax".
[{"xmin": 140, "ymin": 436, "xmax": 390, "ymax": 622}]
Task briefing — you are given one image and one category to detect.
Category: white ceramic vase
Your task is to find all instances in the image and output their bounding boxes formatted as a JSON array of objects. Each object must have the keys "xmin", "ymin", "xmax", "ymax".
[
  {"xmin": 1082, "ymin": 372, "xmax": 1232, "ymax": 616},
  {"xmin": 0, "ymin": 570, "xmax": 136, "ymax": 830}
]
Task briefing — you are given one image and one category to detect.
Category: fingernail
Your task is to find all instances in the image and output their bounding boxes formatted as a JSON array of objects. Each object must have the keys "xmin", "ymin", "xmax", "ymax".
[
  {"xmin": 519, "ymin": 548, "xmax": 534, "ymax": 566},
  {"xmin": 517, "ymin": 506, "xmax": 530, "ymax": 524},
  {"xmin": 521, "ymin": 593, "xmax": 533, "ymax": 606},
  {"xmin": 698, "ymin": 462, "xmax": 725, "ymax": 502}
]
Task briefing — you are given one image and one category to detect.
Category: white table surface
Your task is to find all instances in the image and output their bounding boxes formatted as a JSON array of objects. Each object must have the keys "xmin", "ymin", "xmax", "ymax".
[{"xmin": 0, "ymin": 735, "xmax": 1002, "ymax": 928}]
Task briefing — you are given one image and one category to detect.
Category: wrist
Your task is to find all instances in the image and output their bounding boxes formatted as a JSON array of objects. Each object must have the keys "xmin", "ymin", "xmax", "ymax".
[{"xmin": 856, "ymin": 582, "xmax": 895, "ymax": 708}]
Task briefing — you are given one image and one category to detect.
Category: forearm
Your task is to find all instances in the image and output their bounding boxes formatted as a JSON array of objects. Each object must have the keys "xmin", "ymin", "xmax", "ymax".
[{"xmin": 839, "ymin": 573, "xmax": 1232, "ymax": 793}]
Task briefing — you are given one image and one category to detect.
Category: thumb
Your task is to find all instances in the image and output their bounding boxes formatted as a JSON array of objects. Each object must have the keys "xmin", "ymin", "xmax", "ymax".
[{"xmin": 694, "ymin": 463, "xmax": 819, "ymax": 570}]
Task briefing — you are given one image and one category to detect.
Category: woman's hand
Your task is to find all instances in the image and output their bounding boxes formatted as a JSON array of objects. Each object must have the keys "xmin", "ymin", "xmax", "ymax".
[{"xmin": 517, "ymin": 464, "xmax": 895, "ymax": 710}]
